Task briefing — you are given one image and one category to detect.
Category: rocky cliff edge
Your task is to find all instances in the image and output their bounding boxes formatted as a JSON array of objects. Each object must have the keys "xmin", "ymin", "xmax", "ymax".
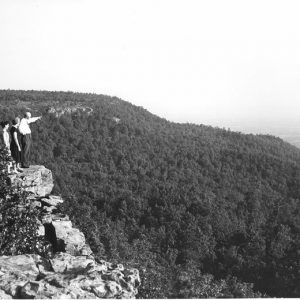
[{"xmin": 0, "ymin": 165, "xmax": 140, "ymax": 299}]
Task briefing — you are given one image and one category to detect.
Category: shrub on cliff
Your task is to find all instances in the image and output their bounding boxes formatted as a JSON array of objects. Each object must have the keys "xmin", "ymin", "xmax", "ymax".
[
  {"xmin": 0, "ymin": 146, "xmax": 11, "ymax": 197},
  {"xmin": 0, "ymin": 146, "xmax": 51, "ymax": 256}
]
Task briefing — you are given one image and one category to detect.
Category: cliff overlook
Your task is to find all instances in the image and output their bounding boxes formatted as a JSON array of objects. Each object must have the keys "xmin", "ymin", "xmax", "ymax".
[
  {"xmin": 0, "ymin": 165, "xmax": 140, "ymax": 299},
  {"xmin": 0, "ymin": 90, "xmax": 300, "ymax": 297}
]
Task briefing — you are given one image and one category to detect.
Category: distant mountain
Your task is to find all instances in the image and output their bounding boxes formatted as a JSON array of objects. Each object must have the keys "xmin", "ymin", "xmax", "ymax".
[
  {"xmin": 226, "ymin": 123, "xmax": 300, "ymax": 149},
  {"xmin": 1, "ymin": 89, "xmax": 299, "ymax": 298}
]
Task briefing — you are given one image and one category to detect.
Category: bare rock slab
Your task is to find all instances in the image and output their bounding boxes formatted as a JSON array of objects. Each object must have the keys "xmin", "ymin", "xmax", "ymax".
[
  {"xmin": 9, "ymin": 165, "xmax": 54, "ymax": 197},
  {"xmin": 0, "ymin": 254, "xmax": 140, "ymax": 299},
  {"xmin": 41, "ymin": 195, "xmax": 64, "ymax": 207}
]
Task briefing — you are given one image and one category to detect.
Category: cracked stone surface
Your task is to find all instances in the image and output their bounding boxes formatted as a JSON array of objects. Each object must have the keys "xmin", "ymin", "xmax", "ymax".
[
  {"xmin": 0, "ymin": 253, "xmax": 140, "ymax": 299},
  {"xmin": 9, "ymin": 165, "xmax": 54, "ymax": 197}
]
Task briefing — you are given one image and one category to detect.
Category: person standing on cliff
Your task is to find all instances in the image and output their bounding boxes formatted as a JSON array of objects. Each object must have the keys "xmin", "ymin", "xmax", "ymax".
[
  {"xmin": 19, "ymin": 112, "xmax": 42, "ymax": 168},
  {"xmin": 10, "ymin": 117, "xmax": 23, "ymax": 173},
  {"xmin": 1, "ymin": 121, "xmax": 12, "ymax": 174}
]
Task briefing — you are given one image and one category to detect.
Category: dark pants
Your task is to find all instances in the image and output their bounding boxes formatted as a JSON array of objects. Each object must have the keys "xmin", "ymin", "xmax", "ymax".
[{"xmin": 21, "ymin": 134, "xmax": 32, "ymax": 167}]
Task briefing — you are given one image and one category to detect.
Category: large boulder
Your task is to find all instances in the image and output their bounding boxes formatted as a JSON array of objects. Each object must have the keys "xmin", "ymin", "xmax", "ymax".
[
  {"xmin": 52, "ymin": 220, "xmax": 88, "ymax": 255},
  {"xmin": 9, "ymin": 165, "xmax": 54, "ymax": 197}
]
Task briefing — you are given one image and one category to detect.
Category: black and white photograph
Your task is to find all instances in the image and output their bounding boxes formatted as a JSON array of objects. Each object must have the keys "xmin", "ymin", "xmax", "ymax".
[{"xmin": 0, "ymin": 0, "xmax": 299, "ymax": 298}]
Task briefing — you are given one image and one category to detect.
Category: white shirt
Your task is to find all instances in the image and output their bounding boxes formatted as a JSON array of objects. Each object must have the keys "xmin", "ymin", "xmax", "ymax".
[
  {"xmin": 2, "ymin": 130, "xmax": 10, "ymax": 148},
  {"xmin": 19, "ymin": 117, "xmax": 40, "ymax": 135}
]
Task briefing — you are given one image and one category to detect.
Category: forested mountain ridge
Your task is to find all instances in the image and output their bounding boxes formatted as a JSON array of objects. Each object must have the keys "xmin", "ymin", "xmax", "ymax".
[{"xmin": 0, "ymin": 89, "xmax": 299, "ymax": 298}]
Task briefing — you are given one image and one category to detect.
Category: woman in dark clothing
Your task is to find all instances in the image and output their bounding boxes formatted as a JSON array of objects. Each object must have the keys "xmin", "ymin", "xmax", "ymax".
[{"xmin": 10, "ymin": 117, "xmax": 22, "ymax": 173}]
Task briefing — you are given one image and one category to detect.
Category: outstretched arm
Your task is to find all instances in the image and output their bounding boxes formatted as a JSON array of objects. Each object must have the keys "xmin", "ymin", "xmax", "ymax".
[{"xmin": 28, "ymin": 116, "xmax": 42, "ymax": 124}]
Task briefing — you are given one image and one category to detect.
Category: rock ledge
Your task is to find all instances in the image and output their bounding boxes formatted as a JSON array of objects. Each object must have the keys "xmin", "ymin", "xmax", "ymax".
[
  {"xmin": 1, "ymin": 166, "xmax": 140, "ymax": 299},
  {"xmin": 9, "ymin": 165, "xmax": 54, "ymax": 197}
]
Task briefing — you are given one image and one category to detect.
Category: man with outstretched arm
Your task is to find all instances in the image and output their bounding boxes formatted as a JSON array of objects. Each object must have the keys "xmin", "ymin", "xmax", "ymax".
[{"xmin": 19, "ymin": 112, "xmax": 42, "ymax": 168}]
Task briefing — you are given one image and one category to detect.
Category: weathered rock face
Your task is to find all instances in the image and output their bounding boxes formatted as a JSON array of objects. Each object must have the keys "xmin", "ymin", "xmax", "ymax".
[
  {"xmin": 1, "ymin": 166, "xmax": 140, "ymax": 298},
  {"xmin": 9, "ymin": 165, "xmax": 54, "ymax": 197},
  {"xmin": 0, "ymin": 289, "xmax": 12, "ymax": 299},
  {"xmin": 0, "ymin": 253, "xmax": 140, "ymax": 299}
]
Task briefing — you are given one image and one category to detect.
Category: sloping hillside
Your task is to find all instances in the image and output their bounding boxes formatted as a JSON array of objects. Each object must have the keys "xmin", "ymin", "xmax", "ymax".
[{"xmin": 0, "ymin": 90, "xmax": 299, "ymax": 297}]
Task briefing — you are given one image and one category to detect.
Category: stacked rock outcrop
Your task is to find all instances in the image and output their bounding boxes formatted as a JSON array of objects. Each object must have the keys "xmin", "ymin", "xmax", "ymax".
[{"xmin": 1, "ymin": 166, "xmax": 140, "ymax": 299}]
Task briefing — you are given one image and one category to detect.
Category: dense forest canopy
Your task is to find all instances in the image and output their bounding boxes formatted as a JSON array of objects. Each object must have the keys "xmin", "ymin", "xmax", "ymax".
[{"xmin": 0, "ymin": 89, "xmax": 299, "ymax": 298}]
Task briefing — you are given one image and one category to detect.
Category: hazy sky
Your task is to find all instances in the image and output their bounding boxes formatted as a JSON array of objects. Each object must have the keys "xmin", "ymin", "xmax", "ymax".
[{"xmin": 1, "ymin": 0, "xmax": 300, "ymax": 129}]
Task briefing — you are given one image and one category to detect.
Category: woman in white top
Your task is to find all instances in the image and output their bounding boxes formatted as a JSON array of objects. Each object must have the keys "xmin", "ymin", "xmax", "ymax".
[{"xmin": 1, "ymin": 121, "xmax": 12, "ymax": 173}]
